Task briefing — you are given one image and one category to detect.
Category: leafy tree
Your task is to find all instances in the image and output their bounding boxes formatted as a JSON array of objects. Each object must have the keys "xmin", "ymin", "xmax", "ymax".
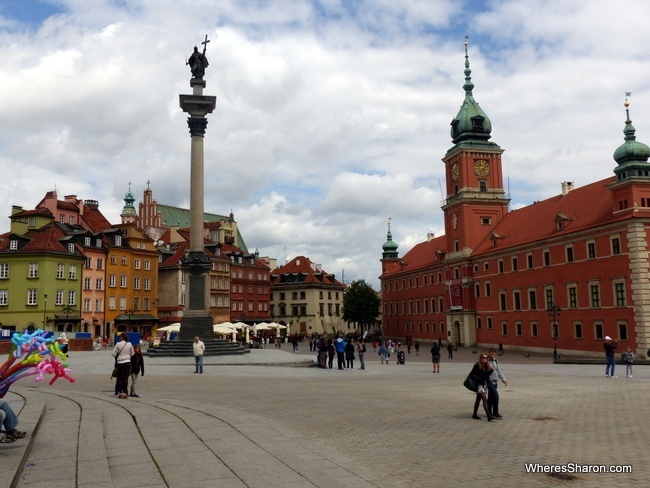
[{"xmin": 342, "ymin": 280, "xmax": 380, "ymax": 334}]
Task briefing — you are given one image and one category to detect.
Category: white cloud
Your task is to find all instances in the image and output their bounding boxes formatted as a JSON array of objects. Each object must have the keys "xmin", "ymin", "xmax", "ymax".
[{"xmin": 1, "ymin": 0, "xmax": 650, "ymax": 289}]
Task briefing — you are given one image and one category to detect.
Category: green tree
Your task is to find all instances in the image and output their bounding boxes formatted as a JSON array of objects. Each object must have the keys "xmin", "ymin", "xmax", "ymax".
[{"xmin": 342, "ymin": 280, "xmax": 380, "ymax": 335}]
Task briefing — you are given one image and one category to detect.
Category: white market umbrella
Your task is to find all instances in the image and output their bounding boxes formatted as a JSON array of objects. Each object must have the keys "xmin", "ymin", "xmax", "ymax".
[{"xmin": 157, "ymin": 323, "xmax": 181, "ymax": 332}]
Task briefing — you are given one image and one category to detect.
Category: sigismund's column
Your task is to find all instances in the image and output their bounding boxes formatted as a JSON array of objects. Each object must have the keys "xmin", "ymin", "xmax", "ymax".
[{"xmin": 178, "ymin": 35, "xmax": 216, "ymax": 341}]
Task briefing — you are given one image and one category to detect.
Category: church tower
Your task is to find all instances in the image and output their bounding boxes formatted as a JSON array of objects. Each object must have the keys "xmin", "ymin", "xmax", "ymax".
[{"xmin": 441, "ymin": 38, "xmax": 510, "ymax": 253}]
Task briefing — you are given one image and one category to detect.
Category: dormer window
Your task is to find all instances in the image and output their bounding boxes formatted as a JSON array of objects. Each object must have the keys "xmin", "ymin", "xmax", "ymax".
[
  {"xmin": 68, "ymin": 243, "xmax": 75, "ymax": 253},
  {"xmin": 472, "ymin": 117, "xmax": 484, "ymax": 130},
  {"xmin": 96, "ymin": 238, "xmax": 102, "ymax": 247},
  {"xmin": 9, "ymin": 240, "xmax": 18, "ymax": 250},
  {"xmin": 115, "ymin": 235, "xmax": 122, "ymax": 246},
  {"xmin": 85, "ymin": 237, "xmax": 91, "ymax": 246}
]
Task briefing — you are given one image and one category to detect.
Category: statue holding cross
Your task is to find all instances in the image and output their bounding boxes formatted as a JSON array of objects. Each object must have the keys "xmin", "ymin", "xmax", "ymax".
[{"xmin": 187, "ymin": 35, "xmax": 210, "ymax": 80}]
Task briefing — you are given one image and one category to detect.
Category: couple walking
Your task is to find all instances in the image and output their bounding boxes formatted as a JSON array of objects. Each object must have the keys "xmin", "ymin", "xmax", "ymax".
[{"xmin": 467, "ymin": 348, "xmax": 508, "ymax": 421}]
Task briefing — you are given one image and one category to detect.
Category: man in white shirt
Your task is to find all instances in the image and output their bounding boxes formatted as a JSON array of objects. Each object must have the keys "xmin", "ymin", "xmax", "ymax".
[{"xmin": 193, "ymin": 336, "xmax": 205, "ymax": 374}]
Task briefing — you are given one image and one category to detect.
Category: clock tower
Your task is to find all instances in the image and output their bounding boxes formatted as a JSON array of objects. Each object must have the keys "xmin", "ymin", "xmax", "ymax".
[{"xmin": 442, "ymin": 39, "xmax": 510, "ymax": 253}]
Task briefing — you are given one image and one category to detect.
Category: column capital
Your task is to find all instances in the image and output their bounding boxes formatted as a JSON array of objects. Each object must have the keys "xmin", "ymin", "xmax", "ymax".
[{"xmin": 187, "ymin": 117, "xmax": 208, "ymax": 137}]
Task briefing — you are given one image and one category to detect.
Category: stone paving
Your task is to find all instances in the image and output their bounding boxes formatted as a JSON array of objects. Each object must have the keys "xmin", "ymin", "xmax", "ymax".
[{"xmin": 2, "ymin": 344, "xmax": 647, "ymax": 487}]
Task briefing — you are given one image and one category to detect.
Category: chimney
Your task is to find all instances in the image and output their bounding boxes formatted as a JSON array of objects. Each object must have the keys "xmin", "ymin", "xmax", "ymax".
[
  {"xmin": 427, "ymin": 232, "xmax": 435, "ymax": 242},
  {"xmin": 561, "ymin": 181, "xmax": 574, "ymax": 196}
]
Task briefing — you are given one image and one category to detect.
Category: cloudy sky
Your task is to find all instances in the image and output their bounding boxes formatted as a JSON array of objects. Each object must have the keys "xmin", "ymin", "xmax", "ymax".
[{"xmin": 1, "ymin": 0, "xmax": 649, "ymax": 289}]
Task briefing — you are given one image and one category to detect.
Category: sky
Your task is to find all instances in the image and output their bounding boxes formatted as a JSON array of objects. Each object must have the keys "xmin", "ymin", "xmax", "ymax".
[{"xmin": 1, "ymin": 0, "xmax": 650, "ymax": 290}]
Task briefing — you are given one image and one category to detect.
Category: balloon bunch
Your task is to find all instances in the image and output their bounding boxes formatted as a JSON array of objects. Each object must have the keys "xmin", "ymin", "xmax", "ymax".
[{"xmin": 0, "ymin": 329, "xmax": 75, "ymax": 398}]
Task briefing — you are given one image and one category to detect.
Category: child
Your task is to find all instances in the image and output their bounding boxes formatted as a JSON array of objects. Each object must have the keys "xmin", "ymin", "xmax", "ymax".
[
  {"xmin": 623, "ymin": 347, "xmax": 634, "ymax": 378},
  {"xmin": 130, "ymin": 345, "xmax": 145, "ymax": 397}
]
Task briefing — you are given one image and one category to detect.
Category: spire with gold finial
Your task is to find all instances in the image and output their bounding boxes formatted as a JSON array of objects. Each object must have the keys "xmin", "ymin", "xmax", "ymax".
[{"xmin": 613, "ymin": 92, "xmax": 650, "ymax": 173}]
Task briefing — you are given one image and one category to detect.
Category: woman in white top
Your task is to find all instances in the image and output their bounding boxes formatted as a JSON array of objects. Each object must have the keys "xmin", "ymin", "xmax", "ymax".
[{"xmin": 112, "ymin": 333, "xmax": 134, "ymax": 399}]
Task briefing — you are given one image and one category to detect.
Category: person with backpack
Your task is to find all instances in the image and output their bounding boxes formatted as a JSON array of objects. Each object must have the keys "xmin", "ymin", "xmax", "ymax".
[{"xmin": 356, "ymin": 339, "xmax": 366, "ymax": 370}]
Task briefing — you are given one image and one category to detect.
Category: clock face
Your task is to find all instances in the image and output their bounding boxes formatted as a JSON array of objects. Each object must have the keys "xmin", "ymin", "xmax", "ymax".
[
  {"xmin": 451, "ymin": 163, "xmax": 459, "ymax": 181},
  {"xmin": 474, "ymin": 159, "xmax": 489, "ymax": 177}
]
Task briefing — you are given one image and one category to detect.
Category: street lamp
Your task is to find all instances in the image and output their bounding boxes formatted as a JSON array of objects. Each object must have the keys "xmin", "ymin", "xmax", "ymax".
[
  {"xmin": 43, "ymin": 294, "xmax": 48, "ymax": 329},
  {"xmin": 125, "ymin": 309, "xmax": 134, "ymax": 331},
  {"xmin": 547, "ymin": 304, "xmax": 561, "ymax": 359},
  {"xmin": 62, "ymin": 304, "xmax": 74, "ymax": 332}
]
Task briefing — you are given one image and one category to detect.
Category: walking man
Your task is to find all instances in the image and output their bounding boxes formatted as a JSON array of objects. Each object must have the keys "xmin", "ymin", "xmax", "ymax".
[
  {"xmin": 193, "ymin": 336, "xmax": 205, "ymax": 374},
  {"xmin": 487, "ymin": 348, "xmax": 507, "ymax": 418},
  {"xmin": 604, "ymin": 336, "xmax": 618, "ymax": 377}
]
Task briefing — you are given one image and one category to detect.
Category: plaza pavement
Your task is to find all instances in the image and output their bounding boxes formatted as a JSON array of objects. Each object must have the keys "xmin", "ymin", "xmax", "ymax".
[{"xmin": 1, "ymin": 343, "xmax": 647, "ymax": 488}]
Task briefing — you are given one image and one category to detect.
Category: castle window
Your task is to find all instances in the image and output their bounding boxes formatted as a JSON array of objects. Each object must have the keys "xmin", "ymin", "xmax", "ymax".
[
  {"xmin": 587, "ymin": 241, "xmax": 596, "ymax": 259},
  {"xmin": 531, "ymin": 322, "xmax": 538, "ymax": 337},
  {"xmin": 618, "ymin": 322, "xmax": 628, "ymax": 341},
  {"xmin": 527, "ymin": 253, "xmax": 533, "ymax": 269},
  {"xmin": 479, "ymin": 181, "xmax": 487, "ymax": 192},
  {"xmin": 501, "ymin": 322, "xmax": 508, "ymax": 336},
  {"xmin": 574, "ymin": 322, "xmax": 583, "ymax": 339},
  {"xmin": 611, "ymin": 237, "xmax": 621, "ymax": 255},
  {"xmin": 481, "ymin": 217, "xmax": 491, "ymax": 225},
  {"xmin": 566, "ymin": 246, "xmax": 574, "ymax": 263}
]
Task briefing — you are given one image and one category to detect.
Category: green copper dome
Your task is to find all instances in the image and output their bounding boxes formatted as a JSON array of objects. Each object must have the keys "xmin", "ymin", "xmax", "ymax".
[
  {"xmin": 120, "ymin": 185, "xmax": 137, "ymax": 216},
  {"xmin": 613, "ymin": 103, "xmax": 650, "ymax": 164},
  {"xmin": 382, "ymin": 221, "xmax": 398, "ymax": 259},
  {"xmin": 450, "ymin": 39, "xmax": 493, "ymax": 145}
]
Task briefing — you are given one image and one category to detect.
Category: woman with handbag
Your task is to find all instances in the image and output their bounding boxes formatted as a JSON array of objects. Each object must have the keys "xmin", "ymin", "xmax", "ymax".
[
  {"xmin": 470, "ymin": 353, "xmax": 494, "ymax": 421},
  {"xmin": 112, "ymin": 333, "xmax": 134, "ymax": 399}
]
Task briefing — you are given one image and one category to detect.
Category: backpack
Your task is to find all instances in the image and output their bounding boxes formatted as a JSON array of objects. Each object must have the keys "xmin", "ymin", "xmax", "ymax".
[{"xmin": 362, "ymin": 343, "xmax": 367, "ymax": 352}]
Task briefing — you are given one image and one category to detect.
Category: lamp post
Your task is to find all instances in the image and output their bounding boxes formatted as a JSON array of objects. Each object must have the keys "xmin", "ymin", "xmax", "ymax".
[
  {"xmin": 43, "ymin": 294, "xmax": 48, "ymax": 330},
  {"xmin": 125, "ymin": 309, "xmax": 134, "ymax": 332},
  {"xmin": 62, "ymin": 304, "xmax": 74, "ymax": 333},
  {"xmin": 547, "ymin": 304, "xmax": 561, "ymax": 359}
]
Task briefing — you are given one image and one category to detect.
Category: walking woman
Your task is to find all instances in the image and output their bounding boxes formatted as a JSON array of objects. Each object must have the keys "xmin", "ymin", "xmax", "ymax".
[
  {"xmin": 112, "ymin": 333, "xmax": 134, "ymax": 399},
  {"xmin": 470, "ymin": 353, "xmax": 494, "ymax": 421}
]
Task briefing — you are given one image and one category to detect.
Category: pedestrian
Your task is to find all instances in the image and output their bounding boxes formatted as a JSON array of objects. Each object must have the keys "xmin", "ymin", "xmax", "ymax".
[
  {"xmin": 129, "ymin": 344, "xmax": 145, "ymax": 397},
  {"xmin": 438, "ymin": 336, "xmax": 443, "ymax": 348},
  {"xmin": 112, "ymin": 333, "xmax": 134, "ymax": 399},
  {"xmin": 604, "ymin": 336, "xmax": 618, "ymax": 378},
  {"xmin": 372, "ymin": 340, "xmax": 378, "ymax": 351},
  {"xmin": 335, "ymin": 336, "xmax": 347, "ymax": 369},
  {"xmin": 0, "ymin": 401, "xmax": 27, "ymax": 442},
  {"xmin": 623, "ymin": 347, "xmax": 634, "ymax": 378},
  {"xmin": 414, "ymin": 340, "xmax": 420, "ymax": 356},
  {"xmin": 309, "ymin": 338, "xmax": 313, "ymax": 352},
  {"xmin": 469, "ymin": 353, "xmax": 494, "ymax": 421},
  {"xmin": 59, "ymin": 332, "xmax": 69, "ymax": 354},
  {"xmin": 356, "ymin": 340, "xmax": 366, "ymax": 370},
  {"xmin": 447, "ymin": 342, "xmax": 454, "ymax": 359},
  {"xmin": 487, "ymin": 348, "xmax": 507, "ymax": 419},
  {"xmin": 378, "ymin": 342, "xmax": 389, "ymax": 364},
  {"xmin": 292, "ymin": 337, "xmax": 299, "ymax": 352},
  {"xmin": 318, "ymin": 334, "xmax": 328, "ymax": 369},
  {"xmin": 407, "ymin": 343, "xmax": 411, "ymax": 354},
  {"xmin": 327, "ymin": 339, "xmax": 335, "ymax": 369},
  {"xmin": 345, "ymin": 339, "xmax": 355, "ymax": 369},
  {"xmin": 193, "ymin": 336, "xmax": 205, "ymax": 374},
  {"xmin": 430, "ymin": 342, "xmax": 441, "ymax": 373}
]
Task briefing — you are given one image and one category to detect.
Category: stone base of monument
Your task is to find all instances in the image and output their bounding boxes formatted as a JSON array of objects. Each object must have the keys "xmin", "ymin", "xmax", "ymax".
[
  {"xmin": 145, "ymin": 338, "xmax": 249, "ymax": 357},
  {"xmin": 146, "ymin": 315, "xmax": 249, "ymax": 357}
]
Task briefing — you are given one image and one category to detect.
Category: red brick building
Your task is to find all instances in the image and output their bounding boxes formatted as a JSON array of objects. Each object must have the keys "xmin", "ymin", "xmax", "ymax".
[{"xmin": 380, "ymin": 43, "xmax": 650, "ymax": 357}]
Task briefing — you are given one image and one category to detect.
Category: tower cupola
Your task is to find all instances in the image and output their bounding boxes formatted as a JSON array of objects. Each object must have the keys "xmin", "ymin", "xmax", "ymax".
[
  {"xmin": 449, "ymin": 37, "xmax": 494, "ymax": 147},
  {"xmin": 613, "ymin": 95, "xmax": 650, "ymax": 181},
  {"xmin": 382, "ymin": 219, "xmax": 399, "ymax": 259}
]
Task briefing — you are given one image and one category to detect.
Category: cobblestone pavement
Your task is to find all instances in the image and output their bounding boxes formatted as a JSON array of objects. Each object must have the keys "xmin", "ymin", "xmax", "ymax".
[{"xmin": 6, "ymin": 345, "xmax": 647, "ymax": 487}]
